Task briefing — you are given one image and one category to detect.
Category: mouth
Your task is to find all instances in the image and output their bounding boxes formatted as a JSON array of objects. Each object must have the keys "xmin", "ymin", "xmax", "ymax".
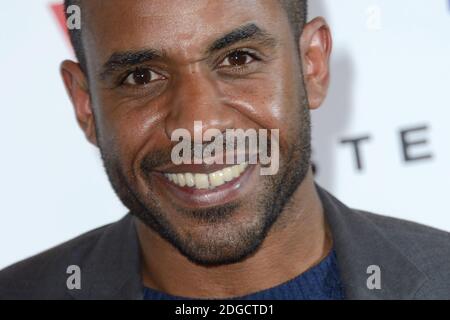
[
  {"xmin": 164, "ymin": 162, "xmax": 249, "ymax": 190},
  {"xmin": 153, "ymin": 162, "xmax": 257, "ymax": 209}
]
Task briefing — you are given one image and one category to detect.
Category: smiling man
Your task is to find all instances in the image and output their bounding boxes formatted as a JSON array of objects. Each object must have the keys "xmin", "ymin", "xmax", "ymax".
[{"xmin": 0, "ymin": 0, "xmax": 449, "ymax": 300}]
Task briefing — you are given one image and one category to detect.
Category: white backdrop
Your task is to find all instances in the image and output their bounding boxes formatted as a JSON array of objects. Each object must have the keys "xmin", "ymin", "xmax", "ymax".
[{"xmin": 1, "ymin": 0, "xmax": 449, "ymax": 269}]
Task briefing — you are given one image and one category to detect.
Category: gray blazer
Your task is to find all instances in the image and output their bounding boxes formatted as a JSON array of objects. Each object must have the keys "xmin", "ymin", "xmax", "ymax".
[{"xmin": 1, "ymin": 185, "xmax": 449, "ymax": 299}]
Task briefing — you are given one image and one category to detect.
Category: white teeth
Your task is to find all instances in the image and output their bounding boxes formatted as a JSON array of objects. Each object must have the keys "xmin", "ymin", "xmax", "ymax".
[
  {"xmin": 164, "ymin": 163, "xmax": 249, "ymax": 190},
  {"xmin": 194, "ymin": 173, "xmax": 209, "ymax": 189},
  {"xmin": 177, "ymin": 173, "xmax": 186, "ymax": 187},
  {"xmin": 222, "ymin": 167, "xmax": 234, "ymax": 182},
  {"xmin": 231, "ymin": 165, "xmax": 240, "ymax": 178},
  {"xmin": 185, "ymin": 173, "xmax": 195, "ymax": 187},
  {"xmin": 209, "ymin": 171, "xmax": 225, "ymax": 187}
]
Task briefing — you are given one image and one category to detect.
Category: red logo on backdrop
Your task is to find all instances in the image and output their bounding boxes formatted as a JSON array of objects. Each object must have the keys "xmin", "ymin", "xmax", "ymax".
[{"xmin": 49, "ymin": 2, "xmax": 73, "ymax": 51}]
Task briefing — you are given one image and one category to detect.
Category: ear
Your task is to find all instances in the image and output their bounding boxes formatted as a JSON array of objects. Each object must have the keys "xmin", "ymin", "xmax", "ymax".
[
  {"xmin": 299, "ymin": 17, "xmax": 333, "ymax": 110},
  {"xmin": 60, "ymin": 60, "xmax": 98, "ymax": 146}
]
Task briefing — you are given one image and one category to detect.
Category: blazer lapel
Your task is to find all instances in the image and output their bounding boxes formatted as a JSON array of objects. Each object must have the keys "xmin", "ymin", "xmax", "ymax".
[
  {"xmin": 68, "ymin": 214, "xmax": 144, "ymax": 300},
  {"xmin": 316, "ymin": 185, "xmax": 427, "ymax": 299}
]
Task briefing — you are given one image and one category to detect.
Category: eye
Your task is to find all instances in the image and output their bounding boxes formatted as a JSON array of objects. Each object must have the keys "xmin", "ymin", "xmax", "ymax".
[
  {"xmin": 123, "ymin": 68, "xmax": 165, "ymax": 86},
  {"xmin": 219, "ymin": 50, "xmax": 257, "ymax": 67}
]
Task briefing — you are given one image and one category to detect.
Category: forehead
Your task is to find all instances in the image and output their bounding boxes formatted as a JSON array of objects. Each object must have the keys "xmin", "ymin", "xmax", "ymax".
[{"xmin": 83, "ymin": 0, "xmax": 289, "ymax": 64}]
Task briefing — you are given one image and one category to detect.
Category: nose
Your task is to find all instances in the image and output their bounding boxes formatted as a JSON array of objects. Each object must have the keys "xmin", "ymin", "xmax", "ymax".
[{"xmin": 164, "ymin": 68, "xmax": 235, "ymax": 140}]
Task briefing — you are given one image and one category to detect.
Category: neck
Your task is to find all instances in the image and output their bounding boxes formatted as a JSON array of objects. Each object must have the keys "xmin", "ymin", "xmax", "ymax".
[{"xmin": 137, "ymin": 168, "xmax": 331, "ymax": 298}]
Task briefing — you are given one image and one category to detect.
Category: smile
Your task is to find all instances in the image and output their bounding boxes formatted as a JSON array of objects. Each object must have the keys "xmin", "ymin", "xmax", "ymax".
[
  {"xmin": 154, "ymin": 162, "xmax": 256, "ymax": 209},
  {"xmin": 163, "ymin": 163, "xmax": 249, "ymax": 190}
]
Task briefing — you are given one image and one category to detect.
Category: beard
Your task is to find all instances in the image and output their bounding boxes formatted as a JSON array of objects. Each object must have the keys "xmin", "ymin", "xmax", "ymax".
[{"xmin": 97, "ymin": 104, "xmax": 312, "ymax": 267}]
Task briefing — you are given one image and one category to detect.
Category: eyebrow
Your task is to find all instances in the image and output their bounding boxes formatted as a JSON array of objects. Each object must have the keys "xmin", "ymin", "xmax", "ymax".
[
  {"xmin": 99, "ymin": 49, "xmax": 165, "ymax": 80},
  {"xmin": 99, "ymin": 23, "xmax": 276, "ymax": 81},
  {"xmin": 207, "ymin": 23, "xmax": 277, "ymax": 54}
]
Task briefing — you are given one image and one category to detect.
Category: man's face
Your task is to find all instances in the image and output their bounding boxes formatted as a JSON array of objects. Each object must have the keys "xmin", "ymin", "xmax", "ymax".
[{"xmin": 82, "ymin": 0, "xmax": 311, "ymax": 265}]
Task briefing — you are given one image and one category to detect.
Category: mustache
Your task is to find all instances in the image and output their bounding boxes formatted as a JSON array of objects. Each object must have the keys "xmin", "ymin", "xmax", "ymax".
[
  {"xmin": 140, "ymin": 148, "xmax": 173, "ymax": 173},
  {"xmin": 140, "ymin": 132, "xmax": 275, "ymax": 172}
]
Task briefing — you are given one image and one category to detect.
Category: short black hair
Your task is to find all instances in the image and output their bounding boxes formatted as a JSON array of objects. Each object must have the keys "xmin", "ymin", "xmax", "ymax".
[
  {"xmin": 280, "ymin": 0, "xmax": 309, "ymax": 38},
  {"xmin": 64, "ymin": 0, "xmax": 307, "ymax": 73}
]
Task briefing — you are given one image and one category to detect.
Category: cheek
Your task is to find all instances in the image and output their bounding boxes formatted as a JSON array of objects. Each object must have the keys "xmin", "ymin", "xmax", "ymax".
[
  {"xmin": 219, "ymin": 66, "xmax": 302, "ymax": 154},
  {"xmin": 92, "ymin": 93, "xmax": 169, "ymax": 173}
]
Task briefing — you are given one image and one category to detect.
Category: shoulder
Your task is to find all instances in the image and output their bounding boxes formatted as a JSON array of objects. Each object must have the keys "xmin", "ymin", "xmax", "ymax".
[
  {"xmin": 357, "ymin": 209, "xmax": 450, "ymax": 257},
  {"xmin": 0, "ymin": 221, "xmax": 114, "ymax": 299},
  {"xmin": 356, "ymin": 209, "xmax": 450, "ymax": 297}
]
